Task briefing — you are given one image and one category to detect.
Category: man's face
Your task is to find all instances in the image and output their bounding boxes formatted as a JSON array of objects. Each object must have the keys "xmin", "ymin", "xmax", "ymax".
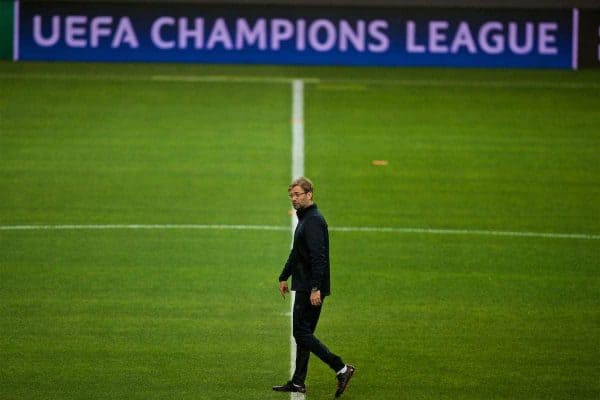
[{"xmin": 289, "ymin": 185, "xmax": 312, "ymax": 210}]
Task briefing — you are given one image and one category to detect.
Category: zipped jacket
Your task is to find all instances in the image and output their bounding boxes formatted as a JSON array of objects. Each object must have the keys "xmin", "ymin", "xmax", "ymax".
[{"xmin": 279, "ymin": 203, "xmax": 331, "ymax": 296}]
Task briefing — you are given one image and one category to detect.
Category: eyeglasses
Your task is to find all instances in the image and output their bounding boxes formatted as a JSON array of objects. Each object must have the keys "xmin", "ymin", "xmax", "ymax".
[{"xmin": 288, "ymin": 192, "xmax": 307, "ymax": 199}]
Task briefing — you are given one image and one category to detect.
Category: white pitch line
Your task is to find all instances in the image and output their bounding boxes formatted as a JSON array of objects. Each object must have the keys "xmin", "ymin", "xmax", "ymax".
[
  {"xmin": 152, "ymin": 75, "xmax": 320, "ymax": 84},
  {"xmin": 0, "ymin": 224, "xmax": 288, "ymax": 231},
  {"xmin": 0, "ymin": 223, "xmax": 598, "ymax": 240},
  {"xmin": 0, "ymin": 72, "xmax": 318, "ymax": 85},
  {"xmin": 329, "ymin": 226, "xmax": 600, "ymax": 240},
  {"xmin": 2, "ymin": 72, "xmax": 599, "ymax": 90},
  {"xmin": 292, "ymin": 80, "xmax": 305, "ymax": 181},
  {"xmin": 289, "ymin": 79, "xmax": 305, "ymax": 399},
  {"xmin": 323, "ymin": 78, "xmax": 600, "ymax": 90}
]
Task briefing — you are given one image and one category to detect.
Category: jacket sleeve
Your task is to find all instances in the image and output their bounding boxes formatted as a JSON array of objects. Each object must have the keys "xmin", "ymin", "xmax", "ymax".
[
  {"xmin": 279, "ymin": 247, "xmax": 297, "ymax": 282},
  {"xmin": 304, "ymin": 216, "xmax": 328, "ymax": 290}
]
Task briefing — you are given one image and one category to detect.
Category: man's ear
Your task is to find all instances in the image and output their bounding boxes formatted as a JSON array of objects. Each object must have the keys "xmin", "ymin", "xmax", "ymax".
[{"xmin": 307, "ymin": 191, "xmax": 314, "ymax": 200}]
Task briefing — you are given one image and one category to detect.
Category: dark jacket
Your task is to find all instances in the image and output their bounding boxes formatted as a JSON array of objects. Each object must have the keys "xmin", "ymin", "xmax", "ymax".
[{"xmin": 279, "ymin": 203, "xmax": 331, "ymax": 296}]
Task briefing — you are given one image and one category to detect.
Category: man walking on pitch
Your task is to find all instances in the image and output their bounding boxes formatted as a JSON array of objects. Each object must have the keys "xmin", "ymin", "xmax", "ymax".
[{"xmin": 273, "ymin": 177, "xmax": 355, "ymax": 398}]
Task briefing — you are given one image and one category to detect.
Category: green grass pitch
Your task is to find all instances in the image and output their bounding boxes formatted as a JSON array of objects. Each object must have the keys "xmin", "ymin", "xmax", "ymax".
[{"xmin": 1, "ymin": 61, "xmax": 599, "ymax": 399}]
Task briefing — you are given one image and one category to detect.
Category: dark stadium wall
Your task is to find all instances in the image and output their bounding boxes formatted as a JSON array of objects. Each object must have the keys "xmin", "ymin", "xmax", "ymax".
[
  {"xmin": 16, "ymin": 0, "xmax": 600, "ymax": 7},
  {"xmin": 0, "ymin": 1, "xmax": 14, "ymax": 59}
]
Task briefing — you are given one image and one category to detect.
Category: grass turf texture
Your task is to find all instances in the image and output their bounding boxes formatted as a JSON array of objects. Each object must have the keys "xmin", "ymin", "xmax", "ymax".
[{"xmin": 1, "ymin": 61, "xmax": 599, "ymax": 399}]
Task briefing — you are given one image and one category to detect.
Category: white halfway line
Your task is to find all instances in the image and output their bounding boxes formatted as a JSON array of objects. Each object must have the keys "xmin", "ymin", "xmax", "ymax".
[
  {"xmin": 0, "ymin": 72, "xmax": 317, "ymax": 85},
  {"xmin": 289, "ymin": 79, "xmax": 305, "ymax": 399},
  {"xmin": 0, "ymin": 224, "xmax": 288, "ymax": 231},
  {"xmin": 2, "ymin": 73, "xmax": 599, "ymax": 90},
  {"xmin": 0, "ymin": 223, "xmax": 598, "ymax": 240}
]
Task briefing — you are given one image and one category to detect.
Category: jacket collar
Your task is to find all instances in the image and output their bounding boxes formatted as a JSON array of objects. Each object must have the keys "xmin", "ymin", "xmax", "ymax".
[{"xmin": 296, "ymin": 203, "xmax": 317, "ymax": 220}]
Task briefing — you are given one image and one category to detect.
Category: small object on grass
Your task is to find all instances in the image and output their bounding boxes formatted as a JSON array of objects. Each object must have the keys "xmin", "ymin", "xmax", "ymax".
[{"xmin": 371, "ymin": 160, "xmax": 389, "ymax": 166}]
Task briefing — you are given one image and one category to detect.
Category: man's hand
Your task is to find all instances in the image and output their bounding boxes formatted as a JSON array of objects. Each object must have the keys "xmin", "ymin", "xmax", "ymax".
[
  {"xmin": 310, "ymin": 290, "xmax": 322, "ymax": 307},
  {"xmin": 279, "ymin": 281, "xmax": 289, "ymax": 298}
]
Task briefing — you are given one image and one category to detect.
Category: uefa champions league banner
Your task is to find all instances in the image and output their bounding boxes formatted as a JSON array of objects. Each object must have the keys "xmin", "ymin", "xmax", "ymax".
[{"xmin": 16, "ymin": 1, "xmax": 575, "ymax": 68}]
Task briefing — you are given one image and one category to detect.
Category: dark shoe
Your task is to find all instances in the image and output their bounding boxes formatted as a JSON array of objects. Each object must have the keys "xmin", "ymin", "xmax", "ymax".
[
  {"xmin": 334, "ymin": 365, "xmax": 355, "ymax": 398},
  {"xmin": 273, "ymin": 380, "xmax": 306, "ymax": 393}
]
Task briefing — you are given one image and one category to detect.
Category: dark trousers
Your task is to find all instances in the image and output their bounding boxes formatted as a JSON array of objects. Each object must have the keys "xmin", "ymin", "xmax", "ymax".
[{"xmin": 291, "ymin": 291, "xmax": 345, "ymax": 385}]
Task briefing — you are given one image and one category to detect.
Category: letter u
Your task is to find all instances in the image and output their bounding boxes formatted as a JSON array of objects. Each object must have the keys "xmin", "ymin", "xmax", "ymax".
[
  {"xmin": 33, "ymin": 15, "xmax": 60, "ymax": 47},
  {"xmin": 508, "ymin": 22, "xmax": 533, "ymax": 55}
]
